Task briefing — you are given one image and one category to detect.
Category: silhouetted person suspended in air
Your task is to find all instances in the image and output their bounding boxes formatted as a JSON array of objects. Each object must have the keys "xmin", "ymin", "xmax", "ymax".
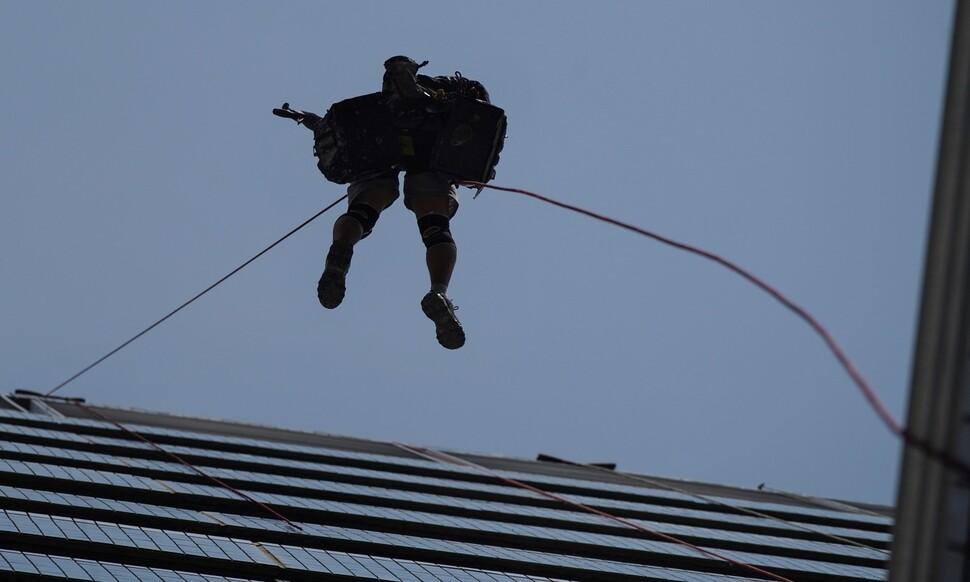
[{"xmin": 274, "ymin": 56, "xmax": 506, "ymax": 349}]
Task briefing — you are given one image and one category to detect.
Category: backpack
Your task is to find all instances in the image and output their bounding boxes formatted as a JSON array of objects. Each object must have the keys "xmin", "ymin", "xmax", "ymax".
[
  {"xmin": 416, "ymin": 73, "xmax": 491, "ymax": 104},
  {"xmin": 307, "ymin": 58, "xmax": 506, "ymax": 184}
]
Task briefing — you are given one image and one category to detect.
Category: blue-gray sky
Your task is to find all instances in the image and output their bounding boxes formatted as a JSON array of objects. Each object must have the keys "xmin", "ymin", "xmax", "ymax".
[{"xmin": 0, "ymin": 1, "xmax": 954, "ymax": 506}]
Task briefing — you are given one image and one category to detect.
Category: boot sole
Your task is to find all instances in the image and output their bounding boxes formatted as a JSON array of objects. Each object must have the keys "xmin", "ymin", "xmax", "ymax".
[
  {"xmin": 317, "ymin": 270, "xmax": 346, "ymax": 309},
  {"xmin": 421, "ymin": 294, "xmax": 465, "ymax": 350}
]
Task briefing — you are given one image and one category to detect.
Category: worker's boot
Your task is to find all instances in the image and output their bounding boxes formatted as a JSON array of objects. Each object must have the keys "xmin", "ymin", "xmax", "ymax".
[
  {"xmin": 421, "ymin": 292, "xmax": 465, "ymax": 349},
  {"xmin": 317, "ymin": 240, "xmax": 353, "ymax": 309}
]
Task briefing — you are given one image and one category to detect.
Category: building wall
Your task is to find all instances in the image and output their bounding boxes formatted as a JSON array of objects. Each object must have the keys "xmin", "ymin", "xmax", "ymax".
[{"xmin": 0, "ymin": 397, "xmax": 890, "ymax": 581}]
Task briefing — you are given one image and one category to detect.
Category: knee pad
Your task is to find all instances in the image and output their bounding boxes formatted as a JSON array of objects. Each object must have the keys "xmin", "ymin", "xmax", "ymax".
[
  {"xmin": 417, "ymin": 213, "xmax": 455, "ymax": 249},
  {"xmin": 342, "ymin": 203, "xmax": 381, "ymax": 239}
]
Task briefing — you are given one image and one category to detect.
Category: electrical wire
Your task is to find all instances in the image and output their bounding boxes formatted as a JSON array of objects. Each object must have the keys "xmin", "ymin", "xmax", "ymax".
[{"xmin": 45, "ymin": 195, "xmax": 347, "ymax": 398}]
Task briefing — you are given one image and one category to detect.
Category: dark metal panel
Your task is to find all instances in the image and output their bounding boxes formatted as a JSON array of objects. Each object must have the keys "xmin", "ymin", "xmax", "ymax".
[{"xmin": 891, "ymin": 0, "xmax": 970, "ymax": 580}]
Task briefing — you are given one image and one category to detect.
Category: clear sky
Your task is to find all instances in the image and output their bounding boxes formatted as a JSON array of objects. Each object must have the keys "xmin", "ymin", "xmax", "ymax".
[{"xmin": 0, "ymin": 1, "xmax": 954, "ymax": 506}]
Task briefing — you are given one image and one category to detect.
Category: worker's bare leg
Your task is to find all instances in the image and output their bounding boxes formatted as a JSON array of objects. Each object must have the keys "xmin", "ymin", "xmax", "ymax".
[
  {"xmin": 318, "ymin": 187, "xmax": 396, "ymax": 309},
  {"xmin": 411, "ymin": 196, "xmax": 464, "ymax": 349}
]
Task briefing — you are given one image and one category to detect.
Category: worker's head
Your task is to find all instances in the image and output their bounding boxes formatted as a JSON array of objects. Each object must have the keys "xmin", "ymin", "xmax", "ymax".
[
  {"xmin": 382, "ymin": 56, "xmax": 429, "ymax": 104},
  {"xmin": 383, "ymin": 56, "xmax": 428, "ymax": 74}
]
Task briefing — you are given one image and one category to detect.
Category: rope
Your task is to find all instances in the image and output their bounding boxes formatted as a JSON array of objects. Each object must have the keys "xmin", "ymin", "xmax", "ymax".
[
  {"xmin": 464, "ymin": 180, "xmax": 970, "ymax": 479},
  {"xmin": 539, "ymin": 453, "xmax": 888, "ymax": 554},
  {"xmin": 395, "ymin": 442, "xmax": 796, "ymax": 582},
  {"xmin": 464, "ymin": 180, "xmax": 901, "ymax": 436},
  {"xmin": 71, "ymin": 400, "xmax": 302, "ymax": 531},
  {"xmin": 756, "ymin": 483, "xmax": 889, "ymax": 520},
  {"xmin": 45, "ymin": 195, "xmax": 347, "ymax": 397}
]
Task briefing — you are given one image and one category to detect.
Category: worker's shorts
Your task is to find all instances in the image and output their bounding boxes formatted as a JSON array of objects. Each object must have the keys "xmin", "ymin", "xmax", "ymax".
[{"xmin": 347, "ymin": 171, "xmax": 458, "ymax": 218}]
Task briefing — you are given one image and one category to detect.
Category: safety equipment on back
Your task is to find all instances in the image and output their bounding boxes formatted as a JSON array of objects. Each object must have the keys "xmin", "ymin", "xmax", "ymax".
[{"xmin": 273, "ymin": 57, "xmax": 506, "ymax": 186}]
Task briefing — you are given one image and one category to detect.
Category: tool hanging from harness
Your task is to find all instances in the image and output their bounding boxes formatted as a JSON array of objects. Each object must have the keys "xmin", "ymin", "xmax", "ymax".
[{"xmin": 273, "ymin": 56, "xmax": 506, "ymax": 185}]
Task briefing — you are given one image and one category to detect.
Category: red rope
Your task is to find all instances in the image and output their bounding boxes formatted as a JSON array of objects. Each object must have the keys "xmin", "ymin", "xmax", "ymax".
[
  {"xmin": 395, "ymin": 442, "xmax": 796, "ymax": 582},
  {"xmin": 541, "ymin": 452, "xmax": 889, "ymax": 553},
  {"xmin": 72, "ymin": 401, "xmax": 302, "ymax": 531},
  {"xmin": 464, "ymin": 181, "xmax": 970, "ymax": 477},
  {"xmin": 464, "ymin": 181, "xmax": 903, "ymax": 437}
]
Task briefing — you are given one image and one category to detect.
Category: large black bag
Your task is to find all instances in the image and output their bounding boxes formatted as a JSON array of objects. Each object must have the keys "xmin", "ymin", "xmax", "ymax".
[
  {"xmin": 277, "ymin": 58, "xmax": 506, "ymax": 185},
  {"xmin": 311, "ymin": 92, "xmax": 400, "ymax": 185},
  {"xmin": 311, "ymin": 92, "xmax": 505, "ymax": 185}
]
